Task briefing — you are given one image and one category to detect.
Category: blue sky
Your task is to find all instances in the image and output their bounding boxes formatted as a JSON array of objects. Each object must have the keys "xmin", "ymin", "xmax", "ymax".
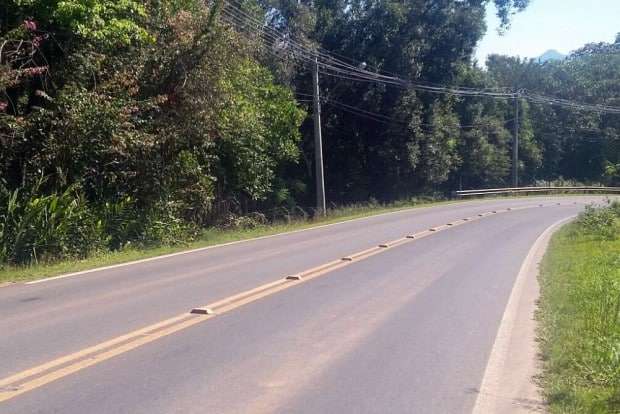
[{"xmin": 475, "ymin": 0, "xmax": 620, "ymax": 64}]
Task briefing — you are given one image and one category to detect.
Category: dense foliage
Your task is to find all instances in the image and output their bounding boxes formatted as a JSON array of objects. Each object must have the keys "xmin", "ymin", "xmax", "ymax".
[
  {"xmin": 1, "ymin": 0, "xmax": 618, "ymax": 265},
  {"xmin": 260, "ymin": 0, "xmax": 618, "ymax": 199},
  {"xmin": 486, "ymin": 42, "xmax": 620, "ymax": 185},
  {"xmin": 1, "ymin": 0, "xmax": 305, "ymax": 264}
]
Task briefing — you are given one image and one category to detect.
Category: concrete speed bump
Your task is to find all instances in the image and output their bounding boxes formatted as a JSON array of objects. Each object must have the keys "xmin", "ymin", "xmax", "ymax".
[
  {"xmin": 190, "ymin": 307, "xmax": 215, "ymax": 315},
  {"xmin": 0, "ymin": 199, "xmax": 543, "ymax": 405}
]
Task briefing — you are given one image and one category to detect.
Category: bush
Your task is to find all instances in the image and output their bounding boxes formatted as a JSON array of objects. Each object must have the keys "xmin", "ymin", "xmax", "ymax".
[
  {"xmin": 576, "ymin": 204, "xmax": 619, "ymax": 240},
  {"xmin": 99, "ymin": 196, "xmax": 143, "ymax": 251},
  {"xmin": 0, "ymin": 179, "xmax": 102, "ymax": 265},
  {"xmin": 0, "ymin": 181, "xmax": 206, "ymax": 267},
  {"xmin": 139, "ymin": 200, "xmax": 198, "ymax": 247},
  {"xmin": 219, "ymin": 212, "xmax": 267, "ymax": 230}
]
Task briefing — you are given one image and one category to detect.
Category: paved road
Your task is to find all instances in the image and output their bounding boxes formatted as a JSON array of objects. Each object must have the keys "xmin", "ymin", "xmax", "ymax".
[{"xmin": 0, "ymin": 196, "xmax": 611, "ymax": 413}]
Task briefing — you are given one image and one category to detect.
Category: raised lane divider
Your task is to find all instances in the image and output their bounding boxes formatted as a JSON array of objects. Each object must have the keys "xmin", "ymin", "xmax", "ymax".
[{"xmin": 0, "ymin": 201, "xmax": 580, "ymax": 403}]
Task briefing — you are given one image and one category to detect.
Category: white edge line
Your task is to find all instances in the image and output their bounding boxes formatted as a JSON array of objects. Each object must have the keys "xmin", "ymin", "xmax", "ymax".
[
  {"xmin": 24, "ymin": 200, "xmax": 471, "ymax": 285},
  {"xmin": 22, "ymin": 196, "xmax": 593, "ymax": 286},
  {"xmin": 471, "ymin": 214, "xmax": 577, "ymax": 414}
]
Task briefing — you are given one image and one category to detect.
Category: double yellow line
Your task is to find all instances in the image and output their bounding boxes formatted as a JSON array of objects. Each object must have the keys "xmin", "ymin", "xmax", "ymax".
[{"xmin": 0, "ymin": 203, "xmax": 561, "ymax": 403}]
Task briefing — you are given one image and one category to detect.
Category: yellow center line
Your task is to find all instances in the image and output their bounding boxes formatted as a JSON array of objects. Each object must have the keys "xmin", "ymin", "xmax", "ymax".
[
  {"xmin": 0, "ymin": 202, "xmax": 563, "ymax": 403},
  {"xmin": 0, "ymin": 315, "xmax": 210, "ymax": 402},
  {"xmin": 0, "ymin": 314, "xmax": 191, "ymax": 391}
]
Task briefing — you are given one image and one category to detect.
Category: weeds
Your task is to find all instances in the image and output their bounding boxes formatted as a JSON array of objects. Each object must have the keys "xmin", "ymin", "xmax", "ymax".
[
  {"xmin": 575, "ymin": 202, "xmax": 620, "ymax": 240},
  {"xmin": 0, "ymin": 196, "xmax": 449, "ymax": 282},
  {"xmin": 539, "ymin": 202, "xmax": 620, "ymax": 413},
  {"xmin": 0, "ymin": 179, "xmax": 100, "ymax": 266},
  {"xmin": 0, "ymin": 179, "xmax": 202, "ymax": 268}
]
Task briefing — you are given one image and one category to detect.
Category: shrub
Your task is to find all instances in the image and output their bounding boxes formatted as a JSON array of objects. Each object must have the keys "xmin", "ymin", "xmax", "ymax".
[
  {"xmin": 0, "ymin": 179, "xmax": 102, "ymax": 265},
  {"xmin": 99, "ymin": 196, "xmax": 143, "ymax": 250},
  {"xmin": 140, "ymin": 201, "xmax": 198, "ymax": 247},
  {"xmin": 576, "ymin": 204, "xmax": 619, "ymax": 240},
  {"xmin": 219, "ymin": 212, "xmax": 267, "ymax": 230}
]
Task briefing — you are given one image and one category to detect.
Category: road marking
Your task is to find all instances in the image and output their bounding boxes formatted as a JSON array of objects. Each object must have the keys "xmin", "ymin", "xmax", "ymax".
[
  {"xmin": 0, "ymin": 314, "xmax": 210, "ymax": 402},
  {"xmin": 471, "ymin": 215, "xmax": 576, "ymax": 414},
  {"xmin": 0, "ymin": 203, "xmax": 570, "ymax": 403},
  {"xmin": 21, "ymin": 198, "xmax": 583, "ymax": 286},
  {"xmin": 0, "ymin": 313, "xmax": 192, "ymax": 396},
  {"xmin": 23, "ymin": 201, "xmax": 474, "ymax": 286}
]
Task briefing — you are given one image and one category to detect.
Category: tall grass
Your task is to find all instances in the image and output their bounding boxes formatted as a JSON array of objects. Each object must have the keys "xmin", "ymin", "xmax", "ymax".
[
  {"xmin": 0, "ymin": 179, "xmax": 100, "ymax": 266},
  {"xmin": 0, "ymin": 178, "xmax": 202, "ymax": 269},
  {"xmin": 0, "ymin": 195, "xmax": 448, "ymax": 282},
  {"xmin": 538, "ymin": 201, "xmax": 620, "ymax": 413}
]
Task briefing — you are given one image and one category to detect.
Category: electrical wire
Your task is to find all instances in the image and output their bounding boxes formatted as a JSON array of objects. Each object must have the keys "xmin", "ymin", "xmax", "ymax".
[
  {"xmin": 220, "ymin": 1, "xmax": 620, "ymax": 114},
  {"xmin": 324, "ymin": 98, "xmax": 517, "ymax": 130}
]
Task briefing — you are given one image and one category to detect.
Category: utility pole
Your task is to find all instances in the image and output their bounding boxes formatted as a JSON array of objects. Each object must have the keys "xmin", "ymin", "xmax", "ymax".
[
  {"xmin": 512, "ymin": 93, "xmax": 519, "ymax": 187},
  {"xmin": 312, "ymin": 55, "xmax": 326, "ymax": 216}
]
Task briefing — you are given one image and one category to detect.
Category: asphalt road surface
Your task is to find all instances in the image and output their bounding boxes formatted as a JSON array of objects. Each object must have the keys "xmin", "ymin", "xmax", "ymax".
[{"xmin": 0, "ymin": 196, "xmax": 611, "ymax": 413}]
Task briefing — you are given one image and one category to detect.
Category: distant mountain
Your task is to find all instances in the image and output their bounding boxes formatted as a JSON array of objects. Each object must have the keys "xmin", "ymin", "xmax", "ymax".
[{"xmin": 537, "ymin": 49, "xmax": 566, "ymax": 63}]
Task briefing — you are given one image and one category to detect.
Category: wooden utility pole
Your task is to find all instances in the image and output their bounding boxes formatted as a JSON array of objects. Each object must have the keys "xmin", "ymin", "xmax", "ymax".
[
  {"xmin": 312, "ymin": 55, "xmax": 326, "ymax": 216},
  {"xmin": 512, "ymin": 93, "xmax": 519, "ymax": 187}
]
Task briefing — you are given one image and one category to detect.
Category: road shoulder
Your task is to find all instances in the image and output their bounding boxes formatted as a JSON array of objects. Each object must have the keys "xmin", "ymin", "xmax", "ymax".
[{"xmin": 472, "ymin": 215, "xmax": 575, "ymax": 414}]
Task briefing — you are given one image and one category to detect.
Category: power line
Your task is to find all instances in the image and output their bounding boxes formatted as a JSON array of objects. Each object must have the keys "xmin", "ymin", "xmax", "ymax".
[
  {"xmin": 221, "ymin": 2, "xmax": 620, "ymax": 114},
  {"xmin": 222, "ymin": 4, "xmax": 509, "ymax": 94},
  {"xmin": 304, "ymin": 91, "xmax": 614, "ymax": 137},
  {"xmin": 523, "ymin": 93, "xmax": 620, "ymax": 114},
  {"xmin": 323, "ymin": 98, "xmax": 517, "ymax": 131},
  {"xmin": 295, "ymin": 89, "xmax": 518, "ymax": 129},
  {"xmin": 224, "ymin": 4, "xmax": 520, "ymax": 99},
  {"xmin": 224, "ymin": 0, "xmax": 406, "ymax": 80},
  {"xmin": 324, "ymin": 100, "xmax": 403, "ymax": 125},
  {"xmin": 221, "ymin": 3, "xmax": 516, "ymax": 97}
]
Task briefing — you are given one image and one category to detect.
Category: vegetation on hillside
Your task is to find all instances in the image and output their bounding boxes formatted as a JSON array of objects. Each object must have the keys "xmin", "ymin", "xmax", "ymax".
[
  {"xmin": 1, "ymin": 0, "xmax": 305, "ymax": 265},
  {"xmin": 1, "ymin": 0, "xmax": 619, "ymax": 267},
  {"xmin": 538, "ymin": 202, "xmax": 620, "ymax": 413}
]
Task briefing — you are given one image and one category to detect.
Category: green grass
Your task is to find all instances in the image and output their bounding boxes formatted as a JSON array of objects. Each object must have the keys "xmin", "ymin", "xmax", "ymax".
[
  {"xmin": 538, "ymin": 208, "xmax": 620, "ymax": 413},
  {"xmin": 0, "ymin": 197, "xmax": 460, "ymax": 284},
  {"xmin": 1, "ymin": 194, "xmax": 611, "ymax": 285}
]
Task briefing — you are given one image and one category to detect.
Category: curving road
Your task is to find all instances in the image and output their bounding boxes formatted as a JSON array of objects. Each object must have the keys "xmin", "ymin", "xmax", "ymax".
[{"xmin": 0, "ymin": 196, "xmax": 612, "ymax": 413}]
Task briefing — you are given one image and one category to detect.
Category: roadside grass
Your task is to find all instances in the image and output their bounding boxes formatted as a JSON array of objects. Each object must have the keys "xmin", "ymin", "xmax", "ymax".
[
  {"xmin": 0, "ymin": 197, "xmax": 457, "ymax": 284},
  {"xmin": 538, "ymin": 202, "xmax": 620, "ymax": 413}
]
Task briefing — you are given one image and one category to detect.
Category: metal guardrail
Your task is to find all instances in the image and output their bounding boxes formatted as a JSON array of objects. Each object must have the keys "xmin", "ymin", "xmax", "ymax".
[{"xmin": 454, "ymin": 186, "xmax": 620, "ymax": 198}]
